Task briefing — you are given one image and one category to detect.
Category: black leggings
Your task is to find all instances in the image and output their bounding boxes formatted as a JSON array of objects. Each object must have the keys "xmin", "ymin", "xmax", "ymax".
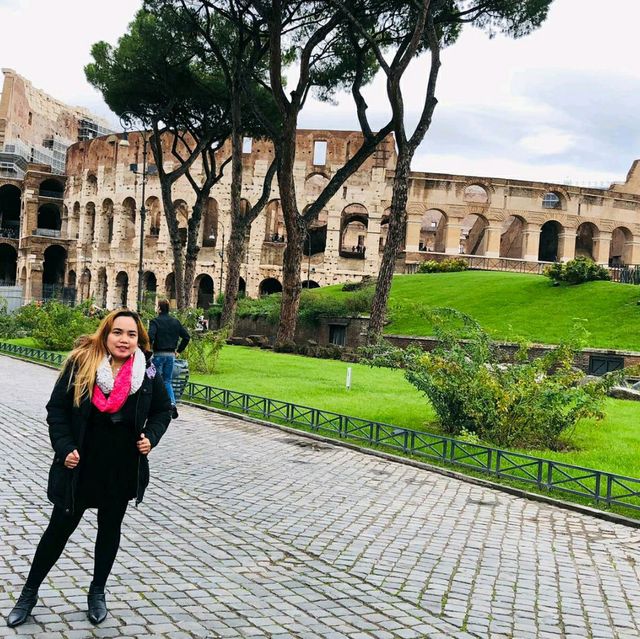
[{"xmin": 25, "ymin": 501, "xmax": 128, "ymax": 591}]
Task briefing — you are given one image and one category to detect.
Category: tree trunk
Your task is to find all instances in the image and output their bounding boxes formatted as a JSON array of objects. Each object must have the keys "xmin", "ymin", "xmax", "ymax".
[
  {"xmin": 160, "ymin": 182, "xmax": 186, "ymax": 309},
  {"xmin": 276, "ymin": 222, "xmax": 304, "ymax": 344},
  {"xmin": 368, "ymin": 149, "xmax": 412, "ymax": 341},
  {"xmin": 220, "ymin": 225, "xmax": 245, "ymax": 328}
]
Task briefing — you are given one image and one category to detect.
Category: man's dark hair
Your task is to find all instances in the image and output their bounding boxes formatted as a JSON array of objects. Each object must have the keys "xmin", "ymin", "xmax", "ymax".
[{"xmin": 158, "ymin": 299, "xmax": 170, "ymax": 314}]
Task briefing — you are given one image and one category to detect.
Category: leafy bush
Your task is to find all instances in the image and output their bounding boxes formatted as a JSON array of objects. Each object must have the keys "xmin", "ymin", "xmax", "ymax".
[
  {"xmin": 0, "ymin": 299, "xmax": 17, "ymax": 338},
  {"xmin": 183, "ymin": 328, "xmax": 228, "ymax": 374},
  {"xmin": 417, "ymin": 257, "xmax": 468, "ymax": 273},
  {"xmin": 544, "ymin": 256, "xmax": 610, "ymax": 284},
  {"xmin": 361, "ymin": 308, "xmax": 618, "ymax": 450},
  {"xmin": 31, "ymin": 300, "xmax": 100, "ymax": 351},
  {"xmin": 342, "ymin": 276, "xmax": 376, "ymax": 291}
]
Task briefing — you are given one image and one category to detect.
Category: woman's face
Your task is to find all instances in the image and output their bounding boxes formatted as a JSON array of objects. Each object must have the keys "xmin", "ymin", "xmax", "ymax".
[{"xmin": 106, "ymin": 316, "xmax": 139, "ymax": 362}]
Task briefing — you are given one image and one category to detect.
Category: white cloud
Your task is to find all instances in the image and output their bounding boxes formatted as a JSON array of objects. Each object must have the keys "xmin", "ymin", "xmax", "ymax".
[{"xmin": 519, "ymin": 129, "xmax": 577, "ymax": 156}]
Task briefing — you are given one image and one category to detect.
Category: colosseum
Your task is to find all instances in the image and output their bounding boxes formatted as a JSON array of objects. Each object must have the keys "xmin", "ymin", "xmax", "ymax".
[{"xmin": 3, "ymin": 69, "xmax": 640, "ymax": 310}]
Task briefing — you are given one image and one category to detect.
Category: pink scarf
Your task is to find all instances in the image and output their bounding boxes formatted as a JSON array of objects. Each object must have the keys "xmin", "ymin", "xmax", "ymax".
[{"xmin": 91, "ymin": 356, "xmax": 134, "ymax": 413}]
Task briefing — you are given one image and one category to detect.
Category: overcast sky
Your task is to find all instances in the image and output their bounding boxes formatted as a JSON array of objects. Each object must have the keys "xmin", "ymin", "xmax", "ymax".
[{"xmin": 1, "ymin": 0, "xmax": 638, "ymax": 187}]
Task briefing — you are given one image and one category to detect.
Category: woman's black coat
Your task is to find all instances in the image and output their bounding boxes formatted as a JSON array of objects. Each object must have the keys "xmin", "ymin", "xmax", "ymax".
[{"xmin": 45, "ymin": 357, "xmax": 172, "ymax": 514}]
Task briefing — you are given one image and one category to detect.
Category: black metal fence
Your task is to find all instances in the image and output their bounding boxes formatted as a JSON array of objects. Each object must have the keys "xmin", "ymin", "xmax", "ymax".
[{"xmin": 2, "ymin": 341, "xmax": 639, "ymax": 513}]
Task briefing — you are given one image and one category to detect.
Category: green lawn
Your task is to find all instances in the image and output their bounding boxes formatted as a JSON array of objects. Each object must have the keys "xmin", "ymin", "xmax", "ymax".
[
  {"xmin": 193, "ymin": 346, "xmax": 640, "ymax": 478},
  {"xmin": 314, "ymin": 271, "xmax": 640, "ymax": 351}
]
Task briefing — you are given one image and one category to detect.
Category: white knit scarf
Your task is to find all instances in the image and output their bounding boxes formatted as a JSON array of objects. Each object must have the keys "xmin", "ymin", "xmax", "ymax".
[{"xmin": 95, "ymin": 347, "xmax": 146, "ymax": 396}]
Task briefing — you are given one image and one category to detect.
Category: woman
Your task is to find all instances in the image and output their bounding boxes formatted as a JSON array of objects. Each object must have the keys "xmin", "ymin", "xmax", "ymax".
[{"xmin": 6, "ymin": 309, "xmax": 171, "ymax": 628}]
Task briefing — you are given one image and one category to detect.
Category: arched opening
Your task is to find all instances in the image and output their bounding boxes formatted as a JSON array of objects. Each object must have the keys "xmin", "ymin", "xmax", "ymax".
[
  {"xmin": 165, "ymin": 272, "xmax": 176, "ymax": 303},
  {"xmin": 340, "ymin": 204, "xmax": 368, "ymax": 258},
  {"xmin": 142, "ymin": 271, "xmax": 157, "ymax": 294},
  {"xmin": 303, "ymin": 208, "xmax": 327, "ymax": 256},
  {"xmin": 0, "ymin": 184, "xmax": 21, "ymax": 238},
  {"xmin": 575, "ymin": 222, "xmax": 599, "ymax": 260},
  {"xmin": 80, "ymin": 269, "xmax": 92, "ymax": 301},
  {"xmin": 43, "ymin": 245, "xmax": 66, "ymax": 299},
  {"xmin": 98, "ymin": 199, "xmax": 114, "ymax": 243},
  {"xmin": 259, "ymin": 277, "xmax": 282, "ymax": 296},
  {"xmin": 305, "ymin": 172, "xmax": 329, "ymax": 197},
  {"xmin": 463, "ymin": 184, "xmax": 489, "ymax": 204},
  {"xmin": 67, "ymin": 269, "xmax": 76, "ymax": 289},
  {"xmin": 39, "ymin": 178, "xmax": 64, "ymax": 198},
  {"xmin": 67, "ymin": 202, "xmax": 80, "ymax": 240},
  {"xmin": 194, "ymin": 274, "xmax": 214, "ymax": 310},
  {"xmin": 419, "ymin": 209, "xmax": 446, "ymax": 253},
  {"xmin": 302, "ymin": 280, "xmax": 320, "ymax": 289},
  {"xmin": 174, "ymin": 200, "xmax": 189, "ymax": 246},
  {"xmin": 85, "ymin": 202, "xmax": 96, "ymax": 244},
  {"xmin": 500, "ymin": 215, "xmax": 526, "ymax": 259},
  {"xmin": 238, "ymin": 277, "xmax": 246, "ymax": 297},
  {"xmin": 542, "ymin": 191, "xmax": 563, "ymax": 210},
  {"xmin": 202, "ymin": 198, "xmax": 218, "ymax": 247},
  {"xmin": 37, "ymin": 204, "xmax": 61, "ymax": 231},
  {"xmin": 0, "ymin": 243, "xmax": 18, "ymax": 284},
  {"xmin": 264, "ymin": 199, "xmax": 285, "ymax": 242},
  {"xmin": 610, "ymin": 227, "xmax": 633, "ymax": 267},
  {"xmin": 460, "ymin": 214, "xmax": 488, "ymax": 255},
  {"xmin": 115, "ymin": 271, "xmax": 129, "ymax": 307},
  {"xmin": 19, "ymin": 266, "xmax": 26, "ymax": 288},
  {"xmin": 146, "ymin": 196, "xmax": 161, "ymax": 237},
  {"xmin": 538, "ymin": 220, "xmax": 562, "ymax": 262},
  {"xmin": 96, "ymin": 267, "xmax": 108, "ymax": 308},
  {"xmin": 122, "ymin": 197, "xmax": 137, "ymax": 241},
  {"xmin": 86, "ymin": 174, "xmax": 98, "ymax": 197}
]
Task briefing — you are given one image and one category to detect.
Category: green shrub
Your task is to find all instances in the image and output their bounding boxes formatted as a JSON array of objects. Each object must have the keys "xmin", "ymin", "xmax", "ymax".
[
  {"xmin": 183, "ymin": 328, "xmax": 228, "ymax": 374},
  {"xmin": 544, "ymin": 256, "xmax": 610, "ymax": 285},
  {"xmin": 31, "ymin": 300, "xmax": 100, "ymax": 351},
  {"xmin": 342, "ymin": 276, "xmax": 376, "ymax": 291},
  {"xmin": 0, "ymin": 299, "xmax": 17, "ymax": 338},
  {"xmin": 361, "ymin": 308, "xmax": 618, "ymax": 450},
  {"xmin": 417, "ymin": 257, "xmax": 468, "ymax": 273}
]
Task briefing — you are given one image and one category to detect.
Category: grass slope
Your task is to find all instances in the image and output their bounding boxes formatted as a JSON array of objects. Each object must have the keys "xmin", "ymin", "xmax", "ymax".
[{"xmin": 314, "ymin": 271, "xmax": 640, "ymax": 351}]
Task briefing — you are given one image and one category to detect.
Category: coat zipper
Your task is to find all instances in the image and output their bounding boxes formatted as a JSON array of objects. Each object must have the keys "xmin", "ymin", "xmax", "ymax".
[{"xmin": 135, "ymin": 387, "xmax": 143, "ymax": 507}]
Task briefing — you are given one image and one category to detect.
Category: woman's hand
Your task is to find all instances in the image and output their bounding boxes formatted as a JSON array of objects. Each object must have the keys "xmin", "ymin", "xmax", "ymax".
[
  {"xmin": 64, "ymin": 449, "xmax": 80, "ymax": 469},
  {"xmin": 137, "ymin": 434, "xmax": 151, "ymax": 456}
]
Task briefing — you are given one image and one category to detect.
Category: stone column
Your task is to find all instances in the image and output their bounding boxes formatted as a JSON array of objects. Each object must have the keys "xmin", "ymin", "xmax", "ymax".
[
  {"xmin": 626, "ymin": 240, "xmax": 640, "ymax": 265},
  {"xmin": 592, "ymin": 231, "xmax": 612, "ymax": 265},
  {"xmin": 29, "ymin": 263, "xmax": 43, "ymax": 302},
  {"xmin": 444, "ymin": 220, "xmax": 463, "ymax": 255},
  {"xmin": 558, "ymin": 230, "xmax": 577, "ymax": 262},
  {"xmin": 522, "ymin": 224, "xmax": 541, "ymax": 261},
  {"xmin": 483, "ymin": 225, "xmax": 502, "ymax": 258},
  {"xmin": 405, "ymin": 213, "xmax": 422, "ymax": 252}
]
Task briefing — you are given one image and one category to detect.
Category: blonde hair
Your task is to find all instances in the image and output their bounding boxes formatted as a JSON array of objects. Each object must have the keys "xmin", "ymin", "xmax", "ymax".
[{"xmin": 61, "ymin": 309, "xmax": 151, "ymax": 407}]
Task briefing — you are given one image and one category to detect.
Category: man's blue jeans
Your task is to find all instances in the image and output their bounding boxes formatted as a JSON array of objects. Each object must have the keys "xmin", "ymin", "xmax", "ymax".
[{"xmin": 153, "ymin": 354, "xmax": 176, "ymax": 405}]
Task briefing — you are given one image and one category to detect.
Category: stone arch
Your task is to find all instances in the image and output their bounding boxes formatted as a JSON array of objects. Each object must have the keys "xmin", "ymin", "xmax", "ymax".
[
  {"xmin": 146, "ymin": 196, "xmax": 161, "ymax": 237},
  {"xmin": 98, "ymin": 198, "xmax": 114, "ymax": 243},
  {"xmin": 575, "ymin": 222, "xmax": 599, "ymax": 260},
  {"xmin": 305, "ymin": 172, "xmax": 330, "ymax": 197},
  {"xmin": 142, "ymin": 271, "xmax": 157, "ymax": 294},
  {"xmin": 419, "ymin": 209, "xmax": 446, "ymax": 253},
  {"xmin": 303, "ymin": 206, "xmax": 328, "ymax": 256},
  {"xmin": 340, "ymin": 203, "xmax": 368, "ymax": 257},
  {"xmin": 80, "ymin": 268, "xmax": 92, "ymax": 301},
  {"xmin": 173, "ymin": 199, "xmax": 189, "ymax": 246},
  {"xmin": 259, "ymin": 277, "xmax": 282, "ymax": 296},
  {"xmin": 39, "ymin": 178, "xmax": 64, "ymax": 198},
  {"xmin": 193, "ymin": 273, "xmax": 214, "ymax": 310},
  {"xmin": 542, "ymin": 190, "xmax": 565, "ymax": 211},
  {"xmin": 463, "ymin": 184, "xmax": 489, "ymax": 204},
  {"xmin": 67, "ymin": 269, "xmax": 76, "ymax": 289},
  {"xmin": 0, "ymin": 184, "xmax": 21, "ymax": 238},
  {"xmin": 0, "ymin": 243, "xmax": 17, "ymax": 284},
  {"xmin": 68, "ymin": 201, "xmax": 80, "ymax": 240},
  {"xmin": 37, "ymin": 203, "xmax": 61, "ymax": 231},
  {"xmin": 202, "ymin": 198, "xmax": 218, "ymax": 247},
  {"xmin": 85, "ymin": 202, "xmax": 96, "ymax": 243},
  {"xmin": 115, "ymin": 271, "xmax": 129, "ymax": 307},
  {"xmin": 302, "ymin": 280, "xmax": 320, "ymax": 289},
  {"xmin": 165, "ymin": 272, "xmax": 176, "ymax": 303},
  {"xmin": 610, "ymin": 226, "xmax": 633, "ymax": 266},
  {"xmin": 238, "ymin": 277, "xmax": 247, "ymax": 296},
  {"xmin": 86, "ymin": 173, "xmax": 98, "ymax": 197},
  {"xmin": 538, "ymin": 220, "xmax": 562, "ymax": 262},
  {"xmin": 264, "ymin": 199, "xmax": 285, "ymax": 242},
  {"xmin": 96, "ymin": 267, "xmax": 108, "ymax": 308},
  {"xmin": 500, "ymin": 215, "xmax": 526, "ymax": 259},
  {"xmin": 122, "ymin": 197, "xmax": 137, "ymax": 241},
  {"xmin": 43, "ymin": 245, "xmax": 66, "ymax": 298},
  {"xmin": 460, "ymin": 213, "xmax": 489, "ymax": 255}
]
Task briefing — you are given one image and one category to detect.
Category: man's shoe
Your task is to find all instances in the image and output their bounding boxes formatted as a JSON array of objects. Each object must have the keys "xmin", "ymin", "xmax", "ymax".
[
  {"xmin": 171, "ymin": 404, "xmax": 179, "ymax": 419},
  {"xmin": 6, "ymin": 585, "xmax": 38, "ymax": 627},
  {"xmin": 87, "ymin": 585, "xmax": 107, "ymax": 625}
]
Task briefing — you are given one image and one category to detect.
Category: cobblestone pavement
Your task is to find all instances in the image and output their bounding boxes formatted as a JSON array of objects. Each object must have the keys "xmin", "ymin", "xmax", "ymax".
[{"xmin": 1, "ymin": 357, "xmax": 639, "ymax": 639}]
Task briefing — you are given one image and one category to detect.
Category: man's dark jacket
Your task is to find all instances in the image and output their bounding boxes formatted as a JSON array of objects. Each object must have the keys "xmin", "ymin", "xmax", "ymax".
[
  {"xmin": 45, "ymin": 356, "xmax": 171, "ymax": 514},
  {"xmin": 148, "ymin": 312, "xmax": 190, "ymax": 353}
]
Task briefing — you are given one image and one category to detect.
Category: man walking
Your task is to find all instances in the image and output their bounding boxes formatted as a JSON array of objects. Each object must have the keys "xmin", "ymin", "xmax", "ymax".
[{"xmin": 148, "ymin": 299, "xmax": 190, "ymax": 419}]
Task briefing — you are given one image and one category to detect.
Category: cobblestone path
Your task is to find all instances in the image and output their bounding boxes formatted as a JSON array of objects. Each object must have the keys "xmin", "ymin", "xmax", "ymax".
[{"xmin": 0, "ymin": 356, "xmax": 639, "ymax": 639}]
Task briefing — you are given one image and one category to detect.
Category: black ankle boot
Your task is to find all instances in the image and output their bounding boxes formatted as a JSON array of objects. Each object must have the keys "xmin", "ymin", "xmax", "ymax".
[
  {"xmin": 6, "ymin": 585, "xmax": 38, "ymax": 628},
  {"xmin": 87, "ymin": 583, "xmax": 107, "ymax": 625}
]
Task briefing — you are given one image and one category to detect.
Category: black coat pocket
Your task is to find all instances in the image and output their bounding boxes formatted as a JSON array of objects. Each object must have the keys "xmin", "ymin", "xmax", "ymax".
[{"xmin": 47, "ymin": 459, "xmax": 71, "ymax": 508}]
